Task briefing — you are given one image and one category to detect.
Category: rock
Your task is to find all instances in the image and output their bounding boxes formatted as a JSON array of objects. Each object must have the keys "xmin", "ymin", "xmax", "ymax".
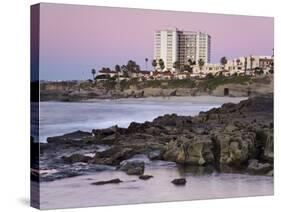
[
  {"xmin": 224, "ymin": 124, "xmax": 238, "ymax": 132},
  {"xmin": 263, "ymin": 131, "xmax": 273, "ymax": 162},
  {"xmin": 148, "ymin": 150, "xmax": 162, "ymax": 160},
  {"xmin": 213, "ymin": 132, "xmax": 254, "ymax": 166},
  {"xmin": 91, "ymin": 146, "xmax": 134, "ymax": 166},
  {"xmin": 62, "ymin": 154, "xmax": 92, "ymax": 163},
  {"xmin": 91, "ymin": 178, "xmax": 122, "ymax": 185},
  {"xmin": 139, "ymin": 175, "xmax": 153, "ymax": 180},
  {"xmin": 266, "ymin": 170, "xmax": 273, "ymax": 176},
  {"xmin": 153, "ymin": 114, "xmax": 192, "ymax": 128},
  {"xmin": 171, "ymin": 178, "xmax": 186, "ymax": 185},
  {"xmin": 163, "ymin": 136, "xmax": 214, "ymax": 165},
  {"xmin": 247, "ymin": 159, "xmax": 272, "ymax": 174},
  {"xmin": 119, "ymin": 160, "xmax": 145, "ymax": 175},
  {"xmin": 92, "ymin": 125, "xmax": 118, "ymax": 139},
  {"xmin": 47, "ymin": 130, "xmax": 92, "ymax": 144}
]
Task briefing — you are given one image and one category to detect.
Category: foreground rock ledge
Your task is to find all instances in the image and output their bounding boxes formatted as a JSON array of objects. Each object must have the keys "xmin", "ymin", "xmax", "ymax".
[{"xmin": 40, "ymin": 94, "xmax": 274, "ymax": 181}]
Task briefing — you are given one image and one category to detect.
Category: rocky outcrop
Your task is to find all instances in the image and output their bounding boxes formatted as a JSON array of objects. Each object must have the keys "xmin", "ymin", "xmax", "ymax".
[
  {"xmin": 91, "ymin": 178, "xmax": 122, "ymax": 185},
  {"xmin": 171, "ymin": 178, "xmax": 187, "ymax": 185},
  {"xmin": 247, "ymin": 159, "xmax": 273, "ymax": 174},
  {"xmin": 119, "ymin": 161, "xmax": 145, "ymax": 175},
  {"xmin": 40, "ymin": 94, "xmax": 273, "ymax": 181},
  {"xmin": 139, "ymin": 175, "xmax": 153, "ymax": 180},
  {"xmin": 40, "ymin": 76, "xmax": 273, "ymax": 101}
]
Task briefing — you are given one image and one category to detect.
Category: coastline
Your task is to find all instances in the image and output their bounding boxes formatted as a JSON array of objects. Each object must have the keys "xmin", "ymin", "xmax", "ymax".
[
  {"xmin": 39, "ymin": 75, "xmax": 273, "ymax": 102},
  {"xmin": 35, "ymin": 94, "xmax": 273, "ymax": 183}
]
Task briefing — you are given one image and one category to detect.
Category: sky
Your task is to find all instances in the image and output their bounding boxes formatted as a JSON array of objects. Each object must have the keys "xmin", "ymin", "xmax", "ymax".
[{"xmin": 37, "ymin": 3, "xmax": 274, "ymax": 80}]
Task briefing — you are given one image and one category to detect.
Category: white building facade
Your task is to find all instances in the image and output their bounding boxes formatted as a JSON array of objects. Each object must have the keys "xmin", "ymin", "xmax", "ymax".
[
  {"xmin": 154, "ymin": 28, "xmax": 211, "ymax": 71},
  {"xmin": 192, "ymin": 55, "xmax": 273, "ymax": 77},
  {"xmin": 154, "ymin": 28, "xmax": 178, "ymax": 71}
]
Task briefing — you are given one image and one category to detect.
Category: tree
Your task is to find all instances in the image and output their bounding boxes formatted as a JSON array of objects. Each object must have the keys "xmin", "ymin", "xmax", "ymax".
[
  {"xmin": 91, "ymin": 68, "xmax": 96, "ymax": 80},
  {"xmin": 126, "ymin": 60, "xmax": 140, "ymax": 72},
  {"xmin": 206, "ymin": 73, "xmax": 214, "ymax": 79},
  {"xmin": 250, "ymin": 56, "xmax": 255, "ymax": 71},
  {"xmin": 244, "ymin": 56, "xmax": 248, "ymax": 74},
  {"xmin": 188, "ymin": 59, "xmax": 196, "ymax": 65},
  {"xmin": 173, "ymin": 61, "xmax": 180, "ymax": 71},
  {"xmin": 220, "ymin": 56, "xmax": 227, "ymax": 69},
  {"xmin": 198, "ymin": 58, "xmax": 205, "ymax": 70},
  {"xmin": 158, "ymin": 59, "xmax": 165, "ymax": 71},
  {"xmin": 145, "ymin": 58, "xmax": 148, "ymax": 71},
  {"xmin": 115, "ymin": 65, "xmax": 121, "ymax": 72},
  {"xmin": 152, "ymin": 59, "xmax": 157, "ymax": 71}
]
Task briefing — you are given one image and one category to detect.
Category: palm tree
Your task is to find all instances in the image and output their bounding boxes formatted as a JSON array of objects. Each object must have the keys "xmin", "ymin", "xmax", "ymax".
[
  {"xmin": 220, "ymin": 56, "xmax": 227, "ymax": 70},
  {"xmin": 152, "ymin": 59, "xmax": 157, "ymax": 71},
  {"xmin": 250, "ymin": 56, "xmax": 255, "ymax": 72},
  {"xmin": 158, "ymin": 59, "xmax": 165, "ymax": 71},
  {"xmin": 198, "ymin": 59, "xmax": 205, "ymax": 71},
  {"xmin": 91, "ymin": 68, "xmax": 96, "ymax": 80},
  {"xmin": 145, "ymin": 58, "xmax": 148, "ymax": 71},
  {"xmin": 244, "ymin": 56, "xmax": 248, "ymax": 74},
  {"xmin": 115, "ymin": 65, "xmax": 121, "ymax": 72},
  {"xmin": 173, "ymin": 61, "xmax": 180, "ymax": 71}
]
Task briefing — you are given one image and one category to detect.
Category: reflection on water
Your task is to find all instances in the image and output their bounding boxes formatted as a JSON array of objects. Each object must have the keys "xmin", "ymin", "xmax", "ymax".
[
  {"xmin": 38, "ymin": 96, "xmax": 273, "ymax": 209},
  {"xmin": 40, "ymin": 162, "xmax": 273, "ymax": 209}
]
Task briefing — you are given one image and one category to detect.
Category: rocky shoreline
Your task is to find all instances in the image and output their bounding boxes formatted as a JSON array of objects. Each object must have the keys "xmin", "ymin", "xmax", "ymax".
[
  {"xmin": 39, "ymin": 76, "xmax": 273, "ymax": 101},
  {"xmin": 35, "ymin": 94, "xmax": 273, "ymax": 183}
]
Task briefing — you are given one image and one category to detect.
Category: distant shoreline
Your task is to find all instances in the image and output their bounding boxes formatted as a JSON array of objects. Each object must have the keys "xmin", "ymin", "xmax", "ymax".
[{"xmin": 38, "ymin": 75, "xmax": 273, "ymax": 102}]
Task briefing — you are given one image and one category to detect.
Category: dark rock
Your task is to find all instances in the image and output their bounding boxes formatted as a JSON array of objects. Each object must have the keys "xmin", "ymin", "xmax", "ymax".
[
  {"xmin": 148, "ymin": 150, "xmax": 162, "ymax": 160},
  {"xmin": 62, "ymin": 154, "xmax": 92, "ymax": 163},
  {"xmin": 171, "ymin": 178, "xmax": 186, "ymax": 185},
  {"xmin": 153, "ymin": 114, "xmax": 192, "ymax": 127},
  {"xmin": 92, "ymin": 125, "xmax": 118, "ymax": 139},
  {"xmin": 139, "ymin": 175, "xmax": 153, "ymax": 180},
  {"xmin": 47, "ymin": 130, "xmax": 92, "ymax": 144},
  {"xmin": 91, "ymin": 146, "xmax": 134, "ymax": 166},
  {"xmin": 119, "ymin": 160, "xmax": 145, "ymax": 175},
  {"xmin": 91, "ymin": 178, "xmax": 122, "ymax": 185},
  {"xmin": 247, "ymin": 159, "xmax": 273, "ymax": 174}
]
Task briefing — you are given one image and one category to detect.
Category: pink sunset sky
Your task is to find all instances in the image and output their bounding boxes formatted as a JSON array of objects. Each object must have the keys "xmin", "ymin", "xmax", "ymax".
[{"xmin": 38, "ymin": 3, "xmax": 274, "ymax": 80}]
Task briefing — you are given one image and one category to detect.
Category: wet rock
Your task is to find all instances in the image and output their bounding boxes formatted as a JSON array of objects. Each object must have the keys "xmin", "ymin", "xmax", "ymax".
[
  {"xmin": 119, "ymin": 160, "xmax": 145, "ymax": 175},
  {"xmin": 171, "ymin": 178, "xmax": 186, "ymax": 185},
  {"xmin": 91, "ymin": 146, "xmax": 134, "ymax": 166},
  {"xmin": 91, "ymin": 178, "xmax": 122, "ymax": 185},
  {"xmin": 153, "ymin": 114, "xmax": 192, "ymax": 128},
  {"xmin": 139, "ymin": 175, "xmax": 153, "ymax": 180},
  {"xmin": 263, "ymin": 131, "xmax": 273, "ymax": 162},
  {"xmin": 62, "ymin": 154, "xmax": 92, "ymax": 163},
  {"xmin": 163, "ymin": 136, "xmax": 214, "ymax": 165},
  {"xmin": 92, "ymin": 125, "xmax": 119, "ymax": 139},
  {"xmin": 47, "ymin": 130, "xmax": 92, "ymax": 144},
  {"xmin": 247, "ymin": 159, "xmax": 272, "ymax": 174},
  {"xmin": 148, "ymin": 150, "xmax": 162, "ymax": 160}
]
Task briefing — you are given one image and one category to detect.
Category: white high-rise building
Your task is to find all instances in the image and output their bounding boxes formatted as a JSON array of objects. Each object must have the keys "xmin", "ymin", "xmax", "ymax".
[
  {"xmin": 154, "ymin": 28, "xmax": 211, "ymax": 71},
  {"xmin": 154, "ymin": 28, "xmax": 179, "ymax": 71}
]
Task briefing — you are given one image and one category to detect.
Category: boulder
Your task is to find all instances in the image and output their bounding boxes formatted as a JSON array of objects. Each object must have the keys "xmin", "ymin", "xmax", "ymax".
[
  {"xmin": 62, "ymin": 154, "xmax": 92, "ymax": 163},
  {"xmin": 47, "ymin": 130, "xmax": 92, "ymax": 144},
  {"xmin": 163, "ymin": 136, "xmax": 214, "ymax": 165},
  {"xmin": 91, "ymin": 178, "xmax": 122, "ymax": 185},
  {"xmin": 91, "ymin": 146, "xmax": 134, "ymax": 166},
  {"xmin": 92, "ymin": 125, "xmax": 118, "ymax": 139},
  {"xmin": 148, "ymin": 150, "xmax": 162, "ymax": 160},
  {"xmin": 153, "ymin": 114, "xmax": 192, "ymax": 128},
  {"xmin": 247, "ymin": 159, "xmax": 272, "ymax": 174},
  {"xmin": 119, "ymin": 160, "xmax": 145, "ymax": 175},
  {"xmin": 171, "ymin": 178, "xmax": 186, "ymax": 185},
  {"xmin": 139, "ymin": 175, "xmax": 153, "ymax": 180}
]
